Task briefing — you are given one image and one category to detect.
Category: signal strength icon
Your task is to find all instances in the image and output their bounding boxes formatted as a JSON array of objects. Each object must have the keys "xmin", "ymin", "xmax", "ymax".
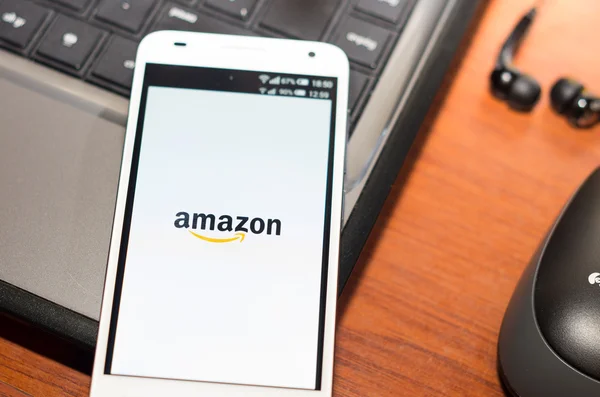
[
  {"xmin": 269, "ymin": 76, "xmax": 281, "ymax": 85},
  {"xmin": 258, "ymin": 74, "xmax": 270, "ymax": 84},
  {"xmin": 259, "ymin": 87, "xmax": 267, "ymax": 94},
  {"xmin": 267, "ymin": 88, "xmax": 277, "ymax": 95}
]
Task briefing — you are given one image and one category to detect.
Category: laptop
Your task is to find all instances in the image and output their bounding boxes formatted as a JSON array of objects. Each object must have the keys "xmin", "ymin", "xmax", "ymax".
[{"xmin": 0, "ymin": 0, "xmax": 482, "ymax": 353}]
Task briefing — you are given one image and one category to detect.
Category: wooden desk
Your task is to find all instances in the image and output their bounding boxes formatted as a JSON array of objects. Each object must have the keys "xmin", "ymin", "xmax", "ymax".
[{"xmin": 2, "ymin": 1, "xmax": 599, "ymax": 395}]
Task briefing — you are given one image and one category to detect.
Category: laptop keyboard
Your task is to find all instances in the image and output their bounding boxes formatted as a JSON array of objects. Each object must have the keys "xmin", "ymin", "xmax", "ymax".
[{"xmin": 0, "ymin": 0, "xmax": 417, "ymax": 122}]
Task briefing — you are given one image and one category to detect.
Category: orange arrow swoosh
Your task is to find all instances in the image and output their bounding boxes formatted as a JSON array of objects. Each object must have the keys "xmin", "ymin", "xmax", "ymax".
[{"xmin": 188, "ymin": 230, "xmax": 246, "ymax": 243}]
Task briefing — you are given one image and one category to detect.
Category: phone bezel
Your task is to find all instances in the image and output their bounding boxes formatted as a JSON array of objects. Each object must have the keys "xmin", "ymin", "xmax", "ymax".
[{"xmin": 90, "ymin": 31, "xmax": 349, "ymax": 397}]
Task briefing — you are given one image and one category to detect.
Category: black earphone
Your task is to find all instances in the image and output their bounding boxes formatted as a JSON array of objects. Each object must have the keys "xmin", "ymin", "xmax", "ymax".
[
  {"xmin": 490, "ymin": 8, "xmax": 541, "ymax": 112},
  {"xmin": 490, "ymin": 6, "xmax": 599, "ymax": 128},
  {"xmin": 550, "ymin": 78, "xmax": 600, "ymax": 128}
]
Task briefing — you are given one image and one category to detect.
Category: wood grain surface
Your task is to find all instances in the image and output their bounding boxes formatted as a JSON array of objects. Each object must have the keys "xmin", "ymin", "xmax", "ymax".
[{"xmin": 1, "ymin": 0, "xmax": 599, "ymax": 396}]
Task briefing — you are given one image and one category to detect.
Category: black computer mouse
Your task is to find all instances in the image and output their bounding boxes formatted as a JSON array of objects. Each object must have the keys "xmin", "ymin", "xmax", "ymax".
[{"xmin": 498, "ymin": 167, "xmax": 600, "ymax": 396}]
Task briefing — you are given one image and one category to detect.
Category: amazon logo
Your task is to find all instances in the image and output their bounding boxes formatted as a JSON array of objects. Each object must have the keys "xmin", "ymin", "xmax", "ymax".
[{"xmin": 174, "ymin": 212, "xmax": 282, "ymax": 243}]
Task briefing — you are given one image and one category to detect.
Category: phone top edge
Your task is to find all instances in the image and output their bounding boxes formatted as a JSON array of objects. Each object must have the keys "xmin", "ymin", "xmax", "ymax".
[{"xmin": 136, "ymin": 31, "xmax": 350, "ymax": 80}]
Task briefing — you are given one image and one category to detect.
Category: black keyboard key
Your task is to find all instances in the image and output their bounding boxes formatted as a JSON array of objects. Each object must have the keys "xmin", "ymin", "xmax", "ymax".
[
  {"xmin": 349, "ymin": 70, "xmax": 368, "ymax": 112},
  {"xmin": 356, "ymin": 0, "xmax": 408, "ymax": 24},
  {"xmin": 92, "ymin": 35, "xmax": 137, "ymax": 89},
  {"xmin": 154, "ymin": 4, "xmax": 253, "ymax": 36},
  {"xmin": 333, "ymin": 16, "xmax": 390, "ymax": 69},
  {"xmin": 261, "ymin": 0, "xmax": 340, "ymax": 40},
  {"xmin": 174, "ymin": 0, "xmax": 197, "ymax": 5},
  {"xmin": 205, "ymin": 0, "xmax": 257, "ymax": 20},
  {"xmin": 37, "ymin": 15, "xmax": 104, "ymax": 70},
  {"xmin": 96, "ymin": 0, "xmax": 157, "ymax": 33},
  {"xmin": 0, "ymin": 0, "xmax": 49, "ymax": 49},
  {"xmin": 49, "ymin": 0, "xmax": 89, "ymax": 11}
]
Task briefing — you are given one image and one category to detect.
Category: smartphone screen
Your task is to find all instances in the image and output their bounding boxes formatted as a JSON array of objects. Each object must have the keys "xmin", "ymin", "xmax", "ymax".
[{"xmin": 104, "ymin": 64, "xmax": 339, "ymax": 391}]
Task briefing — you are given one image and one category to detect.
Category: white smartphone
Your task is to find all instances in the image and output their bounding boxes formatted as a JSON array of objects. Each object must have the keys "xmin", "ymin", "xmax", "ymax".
[{"xmin": 90, "ymin": 31, "xmax": 349, "ymax": 397}]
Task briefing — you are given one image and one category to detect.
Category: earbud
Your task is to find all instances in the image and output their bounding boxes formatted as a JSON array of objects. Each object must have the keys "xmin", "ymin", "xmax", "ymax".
[
  {"xmin": 550, "ymin": 78, "xmax": 600, "ymax": 128},
  {"xmin": 491, "ymin": 67, "xmax": 541, "ymax": 112},
  {"xmin": 490, "ymin": 7, "xmax": 541, "ymax": 112}
]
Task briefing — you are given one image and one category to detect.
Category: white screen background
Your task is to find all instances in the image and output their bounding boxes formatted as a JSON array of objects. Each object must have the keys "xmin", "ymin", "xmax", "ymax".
[{"xmin": 110, "ymin": 86, "xmax": 333, "ymax": 390}]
